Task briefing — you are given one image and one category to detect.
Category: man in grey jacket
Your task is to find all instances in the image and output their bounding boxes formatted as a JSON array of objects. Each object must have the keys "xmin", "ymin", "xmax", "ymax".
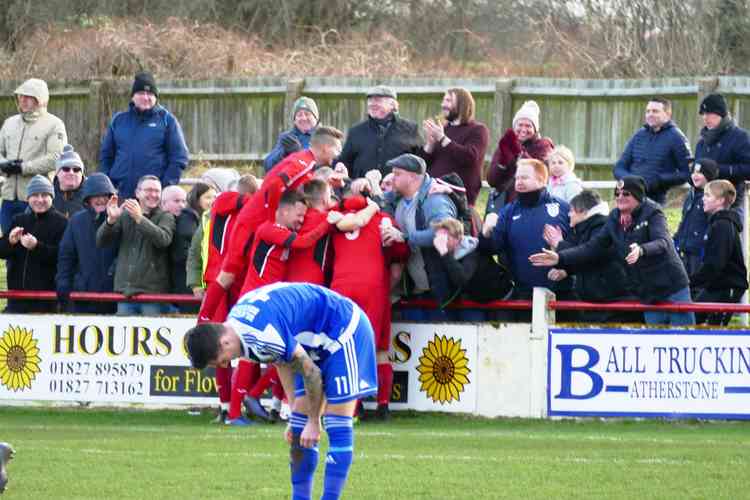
[
  {"xmin": 96, "ymin": 174, "xmax": 175, "ymax": 315},
  {"xmin": 0, "ymin": 78, "xmax": 67, "ymax": 235}
]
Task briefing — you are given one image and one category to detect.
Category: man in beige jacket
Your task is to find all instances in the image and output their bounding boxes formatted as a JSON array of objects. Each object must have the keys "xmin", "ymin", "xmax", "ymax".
[{"xmin": 0, "ymin": 78, "xmax": 67, "ymax": 235}]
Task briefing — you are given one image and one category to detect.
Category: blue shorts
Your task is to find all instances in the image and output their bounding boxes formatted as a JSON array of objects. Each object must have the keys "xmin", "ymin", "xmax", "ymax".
[{"xmin": 294, "ymin": 308, "xmax": 377, "ymax": 404}]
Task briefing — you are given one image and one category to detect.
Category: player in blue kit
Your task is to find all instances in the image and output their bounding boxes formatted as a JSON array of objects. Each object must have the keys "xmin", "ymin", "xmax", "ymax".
[{"xmin": 185, "ymin": 282, "xmax": 378, "ymax": 500}]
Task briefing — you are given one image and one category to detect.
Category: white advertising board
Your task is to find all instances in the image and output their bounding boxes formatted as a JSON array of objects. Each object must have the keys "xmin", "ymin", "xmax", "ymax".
[
  {"xmin": 389, "ymin": 322, "xmax": 477, "ymax": 413},
  {"xmin": 548, "ymin": 327, "xmax": 750, "ymax": 419},
  {"xmin": 0, "ymin": 315, "xmax": 216, "ymax": 405}
]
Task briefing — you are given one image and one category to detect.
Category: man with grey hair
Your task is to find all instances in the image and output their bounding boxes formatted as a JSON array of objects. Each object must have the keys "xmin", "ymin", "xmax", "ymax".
[
  {"xmin": 338, "ymin": 85, "xmax": 423, "ymax": 179},
  {"xmin": 0, "ymin": 78, "xmax": 67, "ymax": 235},
  {"xmin": 97, "ymin": 174, "xmax": 175, "ymax": 315}
]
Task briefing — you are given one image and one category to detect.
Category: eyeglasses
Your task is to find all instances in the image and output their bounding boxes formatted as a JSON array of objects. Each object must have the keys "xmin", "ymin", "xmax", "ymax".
[
  {"xmin": 614, "ymin": 189, "xmax": 633, "ymax": 198},
  {"xmin": 60, "ymin": 167, "xmax": 82, "ymax": 173}
]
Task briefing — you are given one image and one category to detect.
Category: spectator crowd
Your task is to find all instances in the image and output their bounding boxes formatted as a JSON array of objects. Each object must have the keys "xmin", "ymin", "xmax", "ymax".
[{"xmin": 0, "ymin": 74, "xmax": 749, "ymax": 329}]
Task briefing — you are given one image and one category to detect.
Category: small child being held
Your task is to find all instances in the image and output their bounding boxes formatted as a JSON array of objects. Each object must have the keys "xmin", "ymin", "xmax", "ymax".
[
  {"xmin": 691, "ymin": 179, "xmax": 748, "ymax": 325},
  {"xmin": 547, "ymin": 145, "xmax": 582, "ymax": 202}
]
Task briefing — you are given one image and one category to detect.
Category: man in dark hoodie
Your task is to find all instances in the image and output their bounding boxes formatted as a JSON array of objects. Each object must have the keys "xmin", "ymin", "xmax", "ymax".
[
  {"xmin": 56, "ymin": 173, "xmax": 118, "ymax": 313},
  {"xmin": 613, "ymin": 98, "xmax": 692, "ymax": 206},
  {"xmin": 691, "ymin": 180, "xmax": 748, "ymax": 325},
  {"xmin": 530, "ymin": 176, "xmax": 694, "ymax": 326},
  {"xmin": 694, "ymin": 93, "xmax": 750, "ymax": 212},
  {"xmin": 52, "ymin": 144, "xmax": 85, "ymax": 218}
]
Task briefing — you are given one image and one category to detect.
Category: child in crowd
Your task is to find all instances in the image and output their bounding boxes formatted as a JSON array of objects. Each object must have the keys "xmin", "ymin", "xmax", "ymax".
[
  {"xmin": 674, "ymin": 159, "xmax": 719, "ymax": 276},
  {"xmin": 546, "ymin": 145, "xmax": 582, "ymax": 202},
  {"xmin": 691, "ymin": 179, "xmax": 748, "ymax": 325}
]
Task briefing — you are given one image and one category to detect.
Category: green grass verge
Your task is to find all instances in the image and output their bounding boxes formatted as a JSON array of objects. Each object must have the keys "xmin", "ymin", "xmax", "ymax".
[{"xmin": 0, "ymin": 407, "xmax": 747, "ymax": 499}]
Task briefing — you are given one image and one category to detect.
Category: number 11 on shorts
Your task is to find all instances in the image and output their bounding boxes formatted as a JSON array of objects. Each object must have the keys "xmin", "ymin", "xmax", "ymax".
[{"xmin": 334, "ymin": 376, "xmax": 349, "ymax": 395}]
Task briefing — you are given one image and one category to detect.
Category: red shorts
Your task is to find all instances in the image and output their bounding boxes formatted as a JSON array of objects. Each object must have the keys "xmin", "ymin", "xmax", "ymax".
[{"xmin": 332, "ymin": 283, "xmax": 391, "ymax": 352}]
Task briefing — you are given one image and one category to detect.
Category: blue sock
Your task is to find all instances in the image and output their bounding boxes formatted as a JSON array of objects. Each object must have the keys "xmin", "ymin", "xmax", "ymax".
[
  {"xmin": 289, "ymin": 412, "xmax": 318, "ymax": 500},
  {"xmin": 321, "ymin": 415, "xmax": 354, "ymax": 500}
]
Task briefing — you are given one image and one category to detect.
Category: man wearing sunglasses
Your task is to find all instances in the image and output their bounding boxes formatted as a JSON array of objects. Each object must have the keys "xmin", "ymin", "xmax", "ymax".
[
  {"xmin": 53, "ymin": 144, "xmax": 86, "ymax": 218},
  {"xmin": 530, "ymin": 175, "xmax": 694, "ymax": 326}
]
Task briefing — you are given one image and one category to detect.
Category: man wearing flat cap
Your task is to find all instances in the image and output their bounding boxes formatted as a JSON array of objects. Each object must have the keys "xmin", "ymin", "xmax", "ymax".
[
  {"xmin": 381, "ymin": 153, "xmax": 458, "ymax": 320},
  {"xmin": 694, "ymin": 92, "xmax": 750, "ymax": 212},
  {"xmin": 337, "ymin": 85, "xmax": 423, "ymax": 180},
  {"xmin": 99, "ymin": 71, "xmax": 189, "ymax": 199}
]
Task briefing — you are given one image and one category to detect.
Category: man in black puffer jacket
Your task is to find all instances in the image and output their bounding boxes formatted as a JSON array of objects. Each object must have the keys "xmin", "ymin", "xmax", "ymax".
[
  {"xmin": 0, "ymin": 175, "xmax": 67, "ymax": 313},
  {"xmin": 691, "ymin": 180, "xmax": 748, "ymax": 325},
  {"xmin": 530, "ymin": 176, "xmax": 694, "ymax": 326}
]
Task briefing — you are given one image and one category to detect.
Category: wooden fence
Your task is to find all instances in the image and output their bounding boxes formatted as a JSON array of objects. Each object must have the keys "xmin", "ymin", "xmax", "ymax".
[{"xmin": 3, "ymin": 76, "xmax": 750, "ymax": 178}]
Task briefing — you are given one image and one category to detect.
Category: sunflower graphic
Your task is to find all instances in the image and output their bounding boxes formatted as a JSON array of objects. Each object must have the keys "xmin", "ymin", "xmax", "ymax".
[
  {"xmin": 0, "ymin": 325, "xmax": 41, "ymax": 392},
  {"xmin": 416, "ymin": 334, "xmax": 470, "ymax": 404}
]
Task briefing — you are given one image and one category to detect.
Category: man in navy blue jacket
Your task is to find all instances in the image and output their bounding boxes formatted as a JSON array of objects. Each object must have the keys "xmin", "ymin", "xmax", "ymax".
[
  {"xmin": 99, "ymin": 72, "xmax": 189, "ymax": 199},
  {"xmin": 263, "ymin": 96, "xmax": 319, "ymax": 173},
  {"xmin": 613, "ymin": 98, "xmax": 692, "ymax": 205},
  {"xmin": 694, "ymin": 93, "xmax": 750, "ymax": 212}
]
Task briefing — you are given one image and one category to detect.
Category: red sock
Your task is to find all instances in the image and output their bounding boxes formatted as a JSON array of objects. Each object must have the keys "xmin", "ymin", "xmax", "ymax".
[
  {"xmin": 215, "ymin": 365, "xmax": 232, "ymax": 404},
  {"xmin": 229, "ymin": 359, "xmax": 260, "ymax": 419},
  {"xmin": 377, "ymin": 363, "xmax": 393, "ymax": 406},
  {"xmin": 249, "ymin": 365, "xmax": 277, "ymax": 399},
  {"xmin": 198, "ymin": 281, "xmax": 227, "ymax": 323}
]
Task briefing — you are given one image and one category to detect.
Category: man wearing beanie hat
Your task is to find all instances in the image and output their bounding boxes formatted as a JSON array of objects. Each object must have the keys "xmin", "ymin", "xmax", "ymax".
[
  {"xmin": 338, "ymin": 84, "xmax": 423, "ymax": 179},
  {"xmin": 56, "ymin": 173, "xmax": 118, "ymax": 314},
  {"xmin": 531, "ymin": 174, "xmax": 695, "ymax": 326},
  {"xmin": 53, "ymin": 144, "xmax": 86, "ymax": 218},
  {"xmin": 695, "ymin": 92, "xmax": 750, "ymax": 211},
  {"xmin": 614, "ymin": 98, "xmax": 692, "ymax": 206},
  {"xmin": 381, "ymin": 152, "xmax": 460, "ymax": 320},
  {"xmin": 0, "ymin": 174, "xmax": 67, "ymax": 313},
  {"xmin": 487, "ymin": 99, "xmax": 554, "ymax": 212},
  {"xmin": 263, "ymin": 96, "xmax": 320, "ymax": 172},
  {"xmin": 674, "ymin": 158, "xmax": 720, "ymax": 276},
  {"xmin": 100, "ymin": 71, "xmax": 189, "ymax": 199},
  {"xmin": 0, "ymin": 77, "xmax": 67, "ymax": 236}
]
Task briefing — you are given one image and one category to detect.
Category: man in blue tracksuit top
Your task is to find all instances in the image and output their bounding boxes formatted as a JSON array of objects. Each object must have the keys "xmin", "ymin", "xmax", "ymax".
[
  {"xmin": 99, "ymin": 72, "xmax": 189, "ymax": 199},
  {"xmin": 613, "ymin": 97, "xmax": 692, "ymax": 206}
]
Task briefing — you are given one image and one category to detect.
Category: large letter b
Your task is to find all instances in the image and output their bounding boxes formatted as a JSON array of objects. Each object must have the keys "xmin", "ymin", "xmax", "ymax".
[{"xmin": 555, "ymin": 344, "xmax": 603, "ymax": 400}]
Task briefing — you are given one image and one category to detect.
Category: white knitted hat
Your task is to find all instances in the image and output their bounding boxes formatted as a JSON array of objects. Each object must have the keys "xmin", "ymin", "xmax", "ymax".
[{"xmin": 513, "ymin": 100, "xmax": 540, "ymax": 133}]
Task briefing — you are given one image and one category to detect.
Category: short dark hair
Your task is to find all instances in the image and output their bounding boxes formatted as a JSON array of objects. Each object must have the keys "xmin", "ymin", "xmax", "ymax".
[
  {"xmin": 569, "ymin": 190, "xmax": 602, "ymax": 213},
  {"xmin": 303, "ymin": 178, "xmax": 330, "ymax": 205},
  {"xmin": 185, "ymin": 323, "xmax": 225, "ymax": 369},
  {"xmin": 279, "ymin": 188, "xmax": 307, "ymax": 208},
  {"xmin": 311, "ymin": 126, "xmax": 344, "ymax": 147},
  {"xmin": 648, "ymin": 97, "xmax": 672, "ymax": 113}
]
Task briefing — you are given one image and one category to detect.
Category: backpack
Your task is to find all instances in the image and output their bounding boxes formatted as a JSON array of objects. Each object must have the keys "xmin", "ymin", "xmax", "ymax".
[{"xmin": 433, "ymin": 173, "xmax": 480, "ymax": 237}]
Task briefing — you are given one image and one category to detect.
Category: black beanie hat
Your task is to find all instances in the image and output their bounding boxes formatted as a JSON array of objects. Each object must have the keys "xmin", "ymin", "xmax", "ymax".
[
  {"xmin": 616, "ymin": 176, "xmax": 646, "ymax": 202},
  {"xmin": 699, "ymin": 93, "xmax": 727, "ymax": 118},
  {"xmin": 386, "ymin": 153, "xmax": 425, "ymax": 175},
  {"xmin": 693, "ymin": 158, "xmax": 720, "ymax": 182},
  {"xmin": 132, "ymin": 72, "xmax": 158, "ymax": 98}
]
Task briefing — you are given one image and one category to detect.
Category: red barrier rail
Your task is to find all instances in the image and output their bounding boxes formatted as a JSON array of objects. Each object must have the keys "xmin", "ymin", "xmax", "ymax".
[{"xmin": 1, "ymin": 290, "xmax": 749, "ymax": 314}]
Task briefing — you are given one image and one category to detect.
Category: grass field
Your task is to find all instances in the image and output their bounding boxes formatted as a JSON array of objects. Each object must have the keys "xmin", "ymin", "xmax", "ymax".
[{"xmin": 0, "ymin": 407, "xmax": 747, "ymax": 499}]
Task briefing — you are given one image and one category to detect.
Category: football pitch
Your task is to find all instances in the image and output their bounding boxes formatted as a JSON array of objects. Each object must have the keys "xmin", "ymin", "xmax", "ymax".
[{"xmin": 0, "ymin": 407, "xmax": 746, "ymax": 499}]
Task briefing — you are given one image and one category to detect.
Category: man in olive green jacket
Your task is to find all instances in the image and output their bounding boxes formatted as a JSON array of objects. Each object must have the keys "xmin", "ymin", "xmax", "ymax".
[
  {"xmin": 0, "ymin": 78, "xmax": 67, "ymax": 235},
  {"xmin": 96, "ymin": 174, "xmax": 175, "ymax": 315}
]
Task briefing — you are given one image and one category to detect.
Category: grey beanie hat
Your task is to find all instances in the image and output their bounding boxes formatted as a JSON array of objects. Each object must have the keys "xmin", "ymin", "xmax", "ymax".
[
  {"xmin": 292, "ymin": 96, "xmax": 319, "ymax": 122},
  {"xmin": 27, "ymin": 174, "xmax": 54, "ymax": 198},
  {"xmin": 366, "ymin": 85, "xmax": 397, "ymax": 100},
  {"xmin": 56, "ymin": 144, "xmax": 84, "ymax": 172},
  {"xmin": 386, "ymin": 153, "xmax": 426, "ymax": 174}
]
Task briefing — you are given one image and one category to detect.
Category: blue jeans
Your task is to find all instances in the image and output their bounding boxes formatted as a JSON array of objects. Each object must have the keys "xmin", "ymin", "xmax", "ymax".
[
  {"xmin": 117, "ymin": 302, "xmax": 166, "ymax": 316},
  {"xmin": 644, "ymin": 287, "xmax": 695, "ymax": 326},
  {"xmin": 1, "ymin": 199, "xmax": 28, "ymax": 236}
]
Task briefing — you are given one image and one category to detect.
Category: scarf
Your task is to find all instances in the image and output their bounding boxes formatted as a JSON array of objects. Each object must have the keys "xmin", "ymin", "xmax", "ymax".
[
  {"xmin": 619, "ymin": 213, "xmax": 633, "ymax": 231},
  {"xmin": 517, "ymin": 189, "xmax": 542, "ymax": 207},
  {"xmin": 700, "ymin": 116, "xmax": 734, "ymax": 146}
]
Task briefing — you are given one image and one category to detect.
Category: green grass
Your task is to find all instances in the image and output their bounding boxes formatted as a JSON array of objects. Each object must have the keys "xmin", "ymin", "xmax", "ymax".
[{"xmin": 1, "ymin": 407, "xmax": 747, "ymax": 499}]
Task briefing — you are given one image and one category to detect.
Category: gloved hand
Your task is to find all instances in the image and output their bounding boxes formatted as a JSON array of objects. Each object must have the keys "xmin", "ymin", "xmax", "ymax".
[
  {"xmin": 0, "ymin": 159, "xmax": 22, "ymax": 175},
  {"xmin": 280, "ymin": 134, "xmax": 303, "ymax": 155}
]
